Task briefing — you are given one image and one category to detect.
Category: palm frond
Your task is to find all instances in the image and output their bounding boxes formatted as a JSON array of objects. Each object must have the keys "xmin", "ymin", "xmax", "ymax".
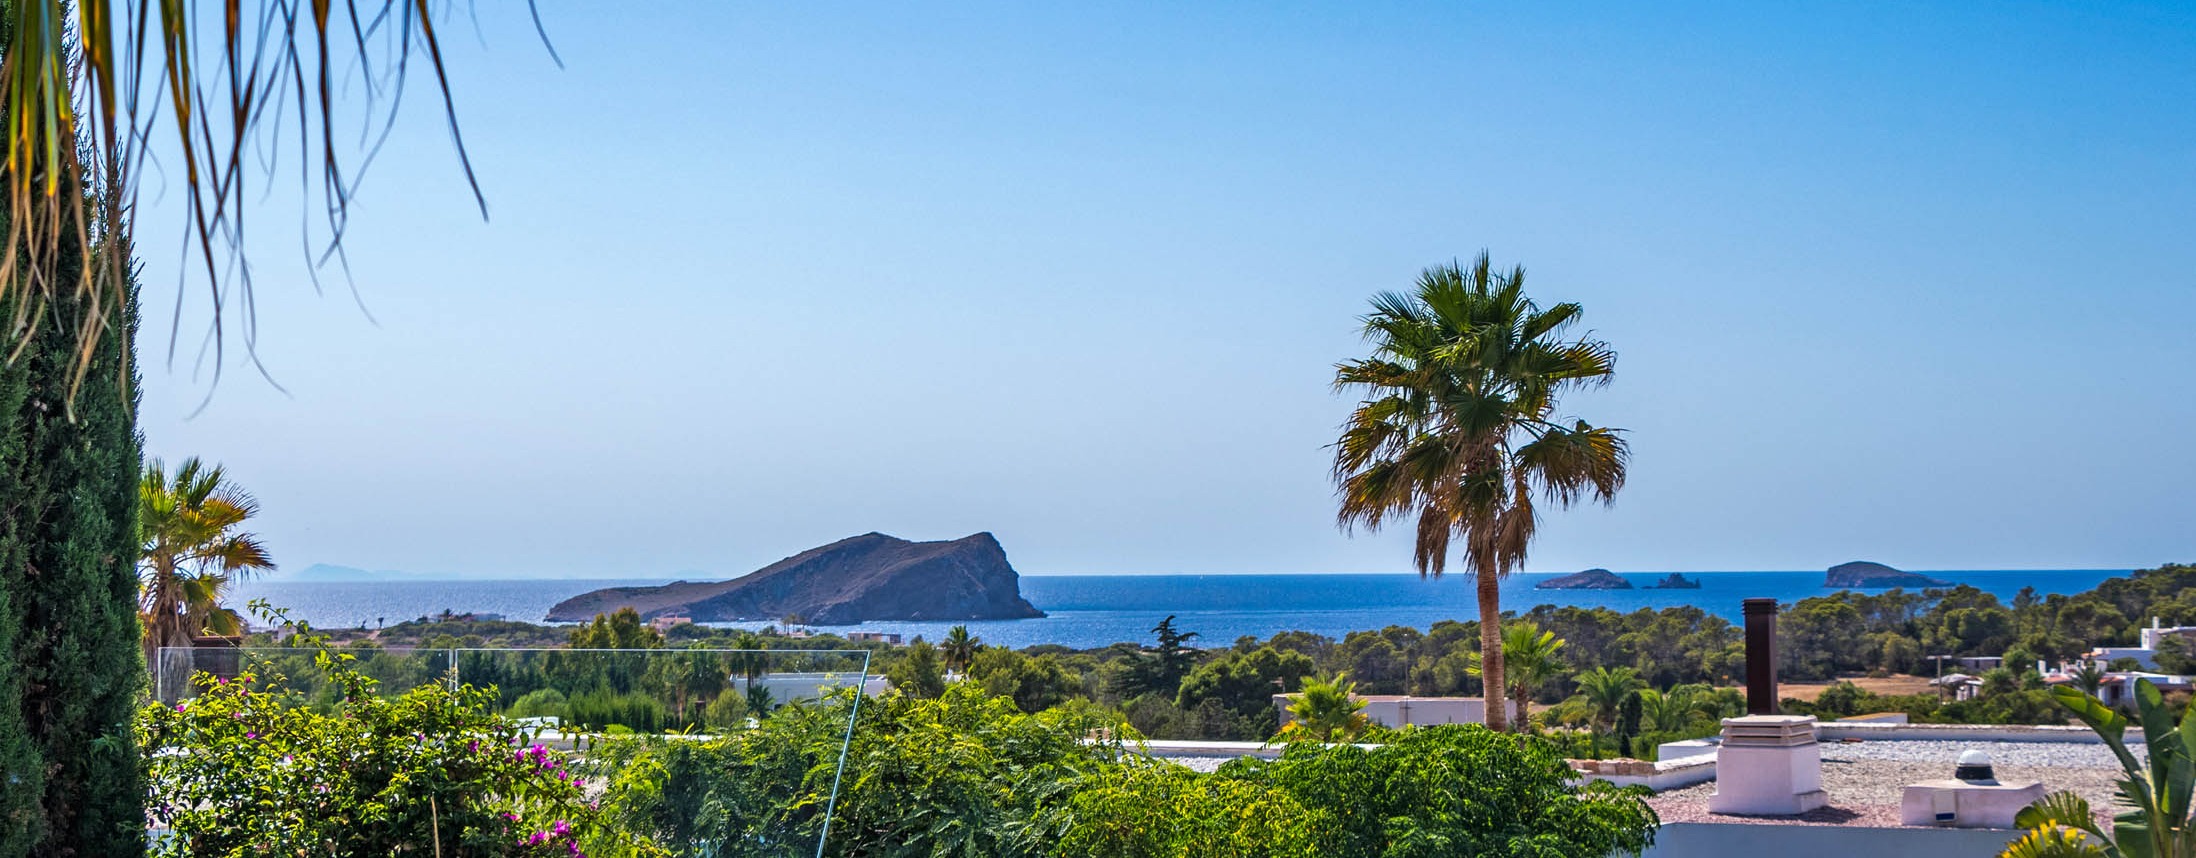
[{"xmin": 2, "ymin": 0, "xmax": 528, "ymax": 404}]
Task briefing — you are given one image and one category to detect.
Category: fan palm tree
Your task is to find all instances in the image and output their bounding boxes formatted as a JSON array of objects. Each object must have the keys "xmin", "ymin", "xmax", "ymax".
[
  {"xmin": 2070, "ymin": 662, "xmax": 2108, "ymax": 697},
  {"xmin": 1637, "ymin": 684, "xmax": 1719, "ymax": 733},
  {"xmin": 138, "ymin": 457, "xmax": 275, "ymax": 662},
  {"xmin": 1282, "ymin": 674, "xmax": 1370, "ymax": 741},
  {"xmin": 1571, "ymin": 666, "xmax": 1646, "ymax": 733},
  {"xmin": 941, "ymin": 625, "xmax": 981, "ymax": 674},
  {"xmin": 1467, "ymin": 621, "xmax": 1566, "ymax": 728},
  {"xmin": 1333, "ymin": 253, "xmax": 1628, "ymax": 731}
]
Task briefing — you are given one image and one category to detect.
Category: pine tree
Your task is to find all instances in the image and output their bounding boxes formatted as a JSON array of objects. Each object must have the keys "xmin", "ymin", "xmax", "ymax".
[{"xmin": 0, "ymin": 212, "xmax": 146, "ymax": 856}]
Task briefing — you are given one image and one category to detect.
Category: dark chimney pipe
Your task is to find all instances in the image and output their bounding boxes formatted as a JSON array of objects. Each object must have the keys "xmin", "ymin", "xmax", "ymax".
[{"xmin": 1743, "ymin": 598, "xmax": 1779, "ymax": 715}]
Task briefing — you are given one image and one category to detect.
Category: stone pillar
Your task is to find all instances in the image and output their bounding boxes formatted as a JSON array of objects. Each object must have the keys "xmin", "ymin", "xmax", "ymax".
[{"xmin": 1709, "ymin": 715, "xmax": 1828, "ymax": 815}]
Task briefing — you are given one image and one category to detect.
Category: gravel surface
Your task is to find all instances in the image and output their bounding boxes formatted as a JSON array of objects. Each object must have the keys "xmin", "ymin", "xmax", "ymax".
[{"xmin": 1648, "ymin": 740, "xmax": 2136, "ymax": 827}]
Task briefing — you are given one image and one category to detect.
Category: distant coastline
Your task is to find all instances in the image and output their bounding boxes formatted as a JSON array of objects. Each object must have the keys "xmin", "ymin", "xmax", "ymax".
[{"xmin": 232, "ymin": 568, "xmax": 2127, "ymax": 651}]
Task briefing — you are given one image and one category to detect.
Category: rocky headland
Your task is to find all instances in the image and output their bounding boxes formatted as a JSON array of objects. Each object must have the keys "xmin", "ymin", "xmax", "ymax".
[{"xmin": 546, "ymin": 532, "xmax": 1046, "ymax": 624}]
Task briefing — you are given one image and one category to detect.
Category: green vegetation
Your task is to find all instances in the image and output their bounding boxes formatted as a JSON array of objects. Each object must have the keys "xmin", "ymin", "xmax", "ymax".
[
  {"xmin": 584, "ymin": 683, "xmax": 1658, "ymax": 857},
  {"xmin": 1332, "ymin": 253, "xmax": 1628, "ymax": 731},
  {"xmin": 2003, "ymin": 680, "xmax": 2196, "ymax": 858},
  {"xmin": 138, "ymin": 457, "xmax": 276, "ymax": 659},
  {"xmin": 141, "ymin": 660, "xmax": 633, "ymax": 857},
  {"xmin": 1280, "ymin": 675, "xmax": 1370, "ymax": 741},
  {"xmin": 0, "ymin": 216, "xmax": 145, "ymax": 856}
]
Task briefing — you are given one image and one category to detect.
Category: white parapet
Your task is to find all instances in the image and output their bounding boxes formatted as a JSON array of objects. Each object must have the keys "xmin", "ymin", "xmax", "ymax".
[
  {"xmin": 1709, "ymin": 715, "xmax": 1828, "ymax": 815},
  {"xmin": 1899, "ymin": 780, "xmax": 2046, "ymax": 829}
]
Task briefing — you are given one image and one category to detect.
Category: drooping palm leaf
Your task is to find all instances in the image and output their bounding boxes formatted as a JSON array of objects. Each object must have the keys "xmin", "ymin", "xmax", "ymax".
[{"xmin": 2, "ymin": 0, "xmax": 545, "ymax": 403}]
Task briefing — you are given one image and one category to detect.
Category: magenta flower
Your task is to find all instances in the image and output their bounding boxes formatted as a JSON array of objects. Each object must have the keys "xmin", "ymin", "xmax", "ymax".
[{"xmin": 552, "ymin": 820, "xmax": 571, "ymax": 836}]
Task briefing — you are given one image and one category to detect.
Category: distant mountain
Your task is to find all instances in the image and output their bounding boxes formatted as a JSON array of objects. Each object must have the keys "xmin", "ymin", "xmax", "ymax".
[
  {"xmin": 547, "ymin": 532, "xmax": 1046, "ymax": 624},
  {"xmin": 1646, "ymin": 573, "xmax": 1703, "ymax": 589},
  {"xmin": 1535, "ymin": 568, "xmax": 1634, "ymax": 590},
  {"xmin": 1825, "ymin": 561, "xmax": 1948, "ymax": 589}
]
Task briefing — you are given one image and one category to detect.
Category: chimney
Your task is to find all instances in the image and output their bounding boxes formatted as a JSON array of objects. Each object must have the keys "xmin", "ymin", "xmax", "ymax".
[{"xmin": 1744, "ymin": 598, "xmax": 1779, "ymax": 715}]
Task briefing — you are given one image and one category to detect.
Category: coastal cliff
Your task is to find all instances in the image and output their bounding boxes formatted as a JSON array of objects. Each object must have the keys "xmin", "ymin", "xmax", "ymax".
[
  {"xmin": 546, "ymin": 532, "xmax": 1046, "ymax": 624},
  {"xmin": 1535, "ymin": 568, "xmax": 1633, "ymax": 590},
  {"xmin": 1824, "ymin": 561, "xmax": 1948, "ymax": 589}
]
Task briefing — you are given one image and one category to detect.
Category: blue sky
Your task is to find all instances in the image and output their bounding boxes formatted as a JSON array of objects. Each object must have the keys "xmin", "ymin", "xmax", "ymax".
[{"xmin": 136, "ymin": 2, "xmax": 2196, "ymax": 578}]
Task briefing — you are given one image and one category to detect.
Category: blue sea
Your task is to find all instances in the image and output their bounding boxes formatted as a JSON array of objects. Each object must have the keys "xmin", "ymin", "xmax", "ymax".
[{"xmin": 233, "ymin": 569, "xmax": 2128, "ymax": 650}]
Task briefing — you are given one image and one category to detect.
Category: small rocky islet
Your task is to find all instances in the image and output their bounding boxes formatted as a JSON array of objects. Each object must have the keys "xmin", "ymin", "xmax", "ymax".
[
  {"xmin": 1534, "ymin": 568, "xmax": 1634, "ymax": 590},
  {"xmin": 1535, "ymin": 569, "xmax": 1704, "ymax": 590},
  {"xmin": 1824, "ymin": 560, "xmax": 1948, "ymax": 589}
]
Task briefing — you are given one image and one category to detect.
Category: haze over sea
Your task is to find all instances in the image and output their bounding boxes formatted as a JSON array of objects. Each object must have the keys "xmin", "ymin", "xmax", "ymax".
[{"xmin": 235, "ymin": 569, "xmax": 2124, "ymax": 651}]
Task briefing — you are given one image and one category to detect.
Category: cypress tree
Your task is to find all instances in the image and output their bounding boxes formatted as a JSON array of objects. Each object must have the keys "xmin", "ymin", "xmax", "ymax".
[{"xmin": 0, "ymin": 214, "xmax": 146, "ymax": 855}]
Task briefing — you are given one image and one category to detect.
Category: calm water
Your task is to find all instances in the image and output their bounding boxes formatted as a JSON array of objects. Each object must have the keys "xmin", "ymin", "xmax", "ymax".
[{"xmin": 233, "ymin": 569, "xmax": 2126, "ymax": 650}]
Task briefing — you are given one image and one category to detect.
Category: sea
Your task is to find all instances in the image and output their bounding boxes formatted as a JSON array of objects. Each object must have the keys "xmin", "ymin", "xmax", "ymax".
[{"xmin": 231, "ymin": 569, "xmax": 2128, "ymax": 651}]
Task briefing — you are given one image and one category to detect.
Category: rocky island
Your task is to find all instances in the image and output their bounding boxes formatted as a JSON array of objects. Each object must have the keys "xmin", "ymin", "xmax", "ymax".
[
  {"xmin": 1824, "ymin": 560, "xmax": 1948, "ymax": 589},
  {"xmin": 1535, "ymin": 568, "xmax": 1633, "ymax": 590},
  {"xmin": 546, "ymin": 532, "xmax": 1046, "ymax": 624},
  {"xmin": 1646, "ymin": 573, "xmax": 1702, "ymax": 589}
]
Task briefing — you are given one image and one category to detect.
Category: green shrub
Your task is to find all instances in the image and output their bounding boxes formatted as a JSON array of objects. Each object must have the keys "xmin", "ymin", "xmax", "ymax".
[
  {"xmin": 139, "ymin": 653, "xmax": 647, "ymax": 857},
  {"xmin": 1223, "ymin": 725, "xmax": 1659, "ymax": 857},
  {"xmin": 565, "ymin": 689, "xmax": 668, "ymax": 732},
  {"xmin": 1045, "ymin": 759, "xmax": 1325, "ymax": 857},
  {"xmin": 507, "ymin": 688, "xmax": 569, "ymax": 720}
]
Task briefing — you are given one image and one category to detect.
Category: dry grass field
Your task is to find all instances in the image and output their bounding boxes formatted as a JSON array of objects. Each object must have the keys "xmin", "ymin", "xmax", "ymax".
[{"xmin": 1776, "ymin": 674, "xmax": 1939, "ymax": 703}]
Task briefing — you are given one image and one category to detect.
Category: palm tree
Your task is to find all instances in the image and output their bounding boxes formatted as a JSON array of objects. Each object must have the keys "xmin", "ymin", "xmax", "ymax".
[
  {"xmin": 2070, "ymin": 662, "xmax": 2107, "ymax": 697},
  {"xmin": 1637, "ymin": 684, "xmax": 1718, "ymax": 733},
  {"xmin": 1283, "ymin": 675, "xmax": 1370, "ymax": 741},
  {"xmin": 729, "ymin": 631, "xmax": 770, "ymax": 688},
  {"xmin": 2, "ymin": 1, "xmax": 511, "ymax": 391},
  {"xmin": 138, "ymin": 457, "xmax": 276, "ymax": 663},
  {"xmin": 1571, "ymin": 666, "xmax": 1646, "ymax": 734},
  {"xmin": 941, "ymin": 625, "xmax": 981, "ymax": 674},
  {"xmin": 1333, "ymin": 254, "xmax": 1628, "ymax": 732},
  {"xmin": 1468, "ymin": 621, "xmax": 1566, "ymax": 728}
]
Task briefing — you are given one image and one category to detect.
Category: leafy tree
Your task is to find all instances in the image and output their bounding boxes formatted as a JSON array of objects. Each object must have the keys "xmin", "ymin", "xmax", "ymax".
[
  {"xmin": 1150, "ymin": 615, "xmax": 1200, "ymax": 690},
  {"xmin": 0, "ymin": 219, "xmax": 145, "ymax": 856},
  {"xmin": 138, "ymin": 457, "xmax": 275, "ymax": 661},
  {"xmin": 1333, "ymin": 254, "xmax": 1627, "ymax": 731},
  {"xmin": 568, "ymin": 608, "xmax": 664, "ymax": 650},
  {"xmin": 940, "ymin": 625, "xmax": 980, "ymax": 674},
  {"xmin": 1281, "ymin": 675, "xmax": 1370, "ymax": 741},
  {"xmin": 1176, "ymin": 645, "xmax": 1317, "ymax": 733},
  {"xmin": 1469, "ymin": 621, "xmax": 1565, "ymax": 728},
  {"xmin": 888, "ymin": 639, "xmax": 947, "ymax": 699},
  {"xmin": 1113, "ymin": 615, "xmax": 1202, "ymax": 699},
  {"xmin": 2156, "ymin": 636, "xmax": 2196, "ymax": 676}
]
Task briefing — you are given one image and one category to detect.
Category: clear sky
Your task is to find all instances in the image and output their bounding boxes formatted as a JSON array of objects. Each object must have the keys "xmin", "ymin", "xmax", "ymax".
[{"xmin": 134, "ymin": 2, "xmax": 2196, "ymax": 579}]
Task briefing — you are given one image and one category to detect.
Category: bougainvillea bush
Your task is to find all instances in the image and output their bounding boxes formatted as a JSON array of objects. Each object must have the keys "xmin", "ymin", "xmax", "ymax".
[{"xmin": 139, "ymin": 647, "xmax": 656, "ymax": 858}]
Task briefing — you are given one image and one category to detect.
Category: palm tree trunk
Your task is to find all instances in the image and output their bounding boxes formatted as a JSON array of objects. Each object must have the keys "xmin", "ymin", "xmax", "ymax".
[{"xmin": 1477, "ymin": 570, "xmax": 1507, "ymax": 732}]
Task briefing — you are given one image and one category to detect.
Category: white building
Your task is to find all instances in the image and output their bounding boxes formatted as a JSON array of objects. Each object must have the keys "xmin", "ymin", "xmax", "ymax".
[
  {"xmin": 2082, "ymin": 617, "xmax": 2196, "ymax": 670},
  {"xmin": 737, "ymin": 672, "xmax": 891, "ymax": 704}
]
